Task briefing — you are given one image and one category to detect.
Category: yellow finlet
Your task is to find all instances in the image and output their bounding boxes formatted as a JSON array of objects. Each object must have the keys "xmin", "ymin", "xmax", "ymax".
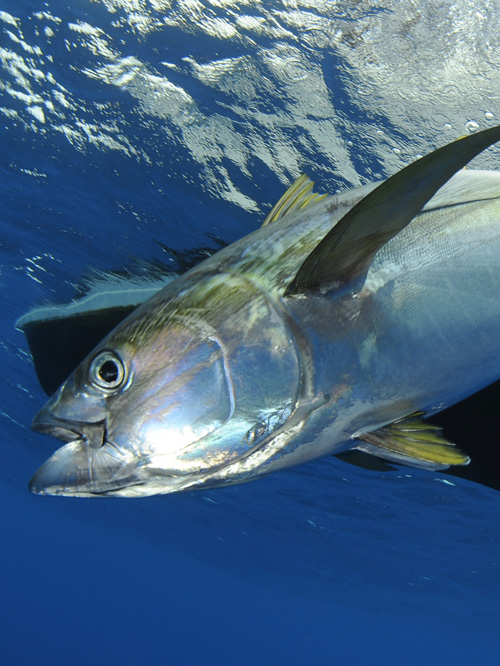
[{"xmin": 261, "ymin": 174, "xmax": 327, "ymax": 227}]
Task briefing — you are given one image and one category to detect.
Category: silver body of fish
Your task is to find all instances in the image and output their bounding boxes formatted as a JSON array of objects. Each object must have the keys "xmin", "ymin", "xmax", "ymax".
[{"xmin": 30, "ymin": 127, "xmax": 500, "ymax": 497}]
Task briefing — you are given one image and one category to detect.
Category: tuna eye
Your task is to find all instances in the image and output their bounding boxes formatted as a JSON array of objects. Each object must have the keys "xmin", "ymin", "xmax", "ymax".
[{"xmin": 89, "ymin": 351, "xmax": 126, "ymax": 390}]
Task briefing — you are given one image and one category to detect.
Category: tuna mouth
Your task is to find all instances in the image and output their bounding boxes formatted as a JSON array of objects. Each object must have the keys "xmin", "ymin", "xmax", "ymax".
[
  {"xmin": 31, "ymin": 405, "xmax": 106, "ymax": 449},
  {"xmin": 31, "ymin": 420, "xmax": 82, "ymax": 443},
  {"xmin": 29, "ymin": 404, "xmax": 129, "ymax": 496}
]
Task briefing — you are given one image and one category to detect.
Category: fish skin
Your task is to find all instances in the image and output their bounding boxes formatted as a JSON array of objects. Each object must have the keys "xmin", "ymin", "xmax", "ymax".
[{"xmin": 29, "ymin": 131, "xmax": 500, "ymax": 497}]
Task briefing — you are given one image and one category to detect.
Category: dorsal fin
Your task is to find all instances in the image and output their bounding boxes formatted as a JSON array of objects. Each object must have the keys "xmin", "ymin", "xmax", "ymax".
[
  {"xmin": 286, "ymin": 125, "xmax": 500, "ymax": 295},
  {"xmin": 261, "ymin": 174, "xmax": 327, "ymax": 227}
]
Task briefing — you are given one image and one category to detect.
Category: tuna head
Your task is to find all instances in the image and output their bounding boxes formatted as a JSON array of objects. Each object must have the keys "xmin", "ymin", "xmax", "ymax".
[{"xmin": 30, "ymin": 274, "xmax": 302, "ymax": 497}]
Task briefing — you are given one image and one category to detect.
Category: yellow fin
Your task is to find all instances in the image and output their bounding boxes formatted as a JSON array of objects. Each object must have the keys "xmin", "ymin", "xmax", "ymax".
[
  {"xmin": 261, "ymin": 174, "xmax": 327, "ymax": 227},
  {"xmin": 355, "ymin": 412, "xmax": 470, "ymax": 470}
]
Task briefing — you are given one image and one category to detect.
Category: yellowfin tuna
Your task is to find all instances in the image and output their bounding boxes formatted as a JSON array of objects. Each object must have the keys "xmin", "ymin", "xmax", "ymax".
[{"xmin": 28, "ymin": 126, "xmax": 500, "ymax": 497}]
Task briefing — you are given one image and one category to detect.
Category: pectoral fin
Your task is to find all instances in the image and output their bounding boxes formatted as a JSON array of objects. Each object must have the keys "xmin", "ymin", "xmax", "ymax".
[
  {"xmin": 286, "ymin": 125, "xmax": 500, "ymax": 295},
  {"xmin": 353, "ymin": 413, "xmax": 470, "ymax": 470}
]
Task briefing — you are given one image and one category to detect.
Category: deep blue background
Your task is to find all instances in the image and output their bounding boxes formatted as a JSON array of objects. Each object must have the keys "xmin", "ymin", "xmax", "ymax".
[{"xmin": 2, "ymin": 2, "xmax": 500, "ymax": 664}]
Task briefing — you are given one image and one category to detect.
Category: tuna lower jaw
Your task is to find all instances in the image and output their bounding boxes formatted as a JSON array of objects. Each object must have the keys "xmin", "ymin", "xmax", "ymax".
[
  {"xmin": 28, "ymin": 439, "xmax": 149, "ymax": 497},
  {"xmin": 28, "ymin": 439, "xmax": 203, "ymax": 497}
]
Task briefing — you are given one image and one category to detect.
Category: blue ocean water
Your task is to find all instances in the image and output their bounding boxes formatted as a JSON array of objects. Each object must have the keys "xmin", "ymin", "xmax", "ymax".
[{"xmin": 2, "ymin": 1, "xmax": 500, "ymax": 664}]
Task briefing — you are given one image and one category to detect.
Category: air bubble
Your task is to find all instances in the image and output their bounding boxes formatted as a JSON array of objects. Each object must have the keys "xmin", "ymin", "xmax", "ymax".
[
  {"xmin": 441, "ymin": 84, "xmax": 459, "ymax": 101},
  {"xmin": 303, "ymin": 25, "xmax": 330, "ymax": 50},
  {"xmin": 485, "ymin": 111, "xmax": 495, "ymax": 120},
  {"xmin": 282, "ymin": 57, "xmax": 309, "ymax": 83},
  {"xmin": 465, "ymin": 120, "xmax": 480, "ymax": 133},
  {"xmin": 356, "ymin": 82, "xmax": 375, "ymax": 97}
]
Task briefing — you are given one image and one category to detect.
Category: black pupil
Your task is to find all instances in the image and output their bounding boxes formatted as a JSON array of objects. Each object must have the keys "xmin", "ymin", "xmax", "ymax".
[{"xmin": 99, "ymin": 359, "xmax": 119, "ymax": 384}]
